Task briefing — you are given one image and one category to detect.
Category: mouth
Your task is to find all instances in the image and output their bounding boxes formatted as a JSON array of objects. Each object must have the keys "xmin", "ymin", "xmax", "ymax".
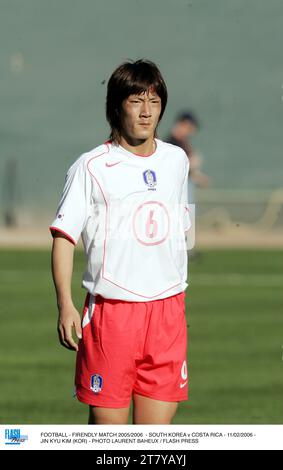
[{"xmin": 139, "ymin": 123, "xmax": 151, "ymax": 127}]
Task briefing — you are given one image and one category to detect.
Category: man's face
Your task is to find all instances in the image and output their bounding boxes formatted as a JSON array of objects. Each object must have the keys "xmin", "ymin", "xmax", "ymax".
[
  {"xmin": 120, "ymin": 88, "xmax": 162, "ymax": 142},
  {"xmin": 180, "ymin": 120, "xmax": 198, "ymax": 139}
]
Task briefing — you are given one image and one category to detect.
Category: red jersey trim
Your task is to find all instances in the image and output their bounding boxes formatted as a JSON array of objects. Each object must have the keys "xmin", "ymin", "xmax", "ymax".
[
  {"xmin": 104, "ymin": 139, "xmax": 158, "ymax": 158},
  {"xmin": 49, "ymin": 226, "xmax": 76, "ymax": 246}
]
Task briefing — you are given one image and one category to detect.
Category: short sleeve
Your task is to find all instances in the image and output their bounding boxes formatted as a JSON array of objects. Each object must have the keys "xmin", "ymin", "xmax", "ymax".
[
  {"xmin": 49, "ymin": 154, "xmax": 92, "ymax": 245},
  {"xmin": 181, "ymin": 158, "xmax": 191, "ymax": 232}
]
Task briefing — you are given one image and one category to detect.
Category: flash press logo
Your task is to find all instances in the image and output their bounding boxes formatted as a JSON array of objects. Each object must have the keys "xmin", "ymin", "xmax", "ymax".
[{"xmin": 5, "ymin": 429, "xmax": 28, "ymax": 445}]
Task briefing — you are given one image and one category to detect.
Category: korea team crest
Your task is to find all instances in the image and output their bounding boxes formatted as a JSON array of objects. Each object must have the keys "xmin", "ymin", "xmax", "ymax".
[
  {"xmin": 90, "ymin": 374, "xmax": 103, "ymax": 393},
  {"xmin": 143, "ymin": 169, "xmax": 157, "ymax": 190}
]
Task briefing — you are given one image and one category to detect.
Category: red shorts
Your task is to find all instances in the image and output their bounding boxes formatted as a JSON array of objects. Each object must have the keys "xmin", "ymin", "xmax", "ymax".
[{"xmin": 74, "ymin": 291, "xmax": 189, "ymax": 408}]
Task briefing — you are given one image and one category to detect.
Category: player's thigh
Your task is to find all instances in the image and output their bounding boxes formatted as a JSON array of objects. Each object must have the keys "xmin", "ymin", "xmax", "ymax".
[
  {"xmin": 132, "ymin": 393, "xmax": 178, "ymax": 424},
  {"xmin": 88, "ymin": 405, "xmax": 131, "ymax": 424}
]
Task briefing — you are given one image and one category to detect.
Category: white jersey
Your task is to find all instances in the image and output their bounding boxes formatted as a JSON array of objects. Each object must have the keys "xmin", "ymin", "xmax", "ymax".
[{"xmin": 49, "ymin": 138, "xmax": 191, "ymax": 302}]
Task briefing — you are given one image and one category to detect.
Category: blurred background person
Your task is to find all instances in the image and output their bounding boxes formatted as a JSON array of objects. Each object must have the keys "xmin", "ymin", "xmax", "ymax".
[
  {"xmin": 2, "ymin": 157, "xmax": 19, "ymax": 227},
  {"xmin": 165, "ymin": 111, "xmax": 210, "ymax": 203}
]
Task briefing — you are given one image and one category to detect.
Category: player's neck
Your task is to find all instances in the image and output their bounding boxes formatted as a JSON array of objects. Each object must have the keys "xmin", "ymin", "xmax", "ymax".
[{"xmin": 118, "ymin": 135, "xmax": 156, "ymax": 157}]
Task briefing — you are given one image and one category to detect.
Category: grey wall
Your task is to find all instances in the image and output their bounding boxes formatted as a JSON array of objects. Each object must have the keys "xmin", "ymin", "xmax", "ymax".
[{"xmin": 1, "ymin": 0, "xmax": 282, "ymax": 216}]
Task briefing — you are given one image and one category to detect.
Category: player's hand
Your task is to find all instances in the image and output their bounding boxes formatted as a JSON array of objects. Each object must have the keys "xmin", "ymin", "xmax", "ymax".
[{"xmin": 57, "ymin": 304, "xmax": 82, "ymax": 351}]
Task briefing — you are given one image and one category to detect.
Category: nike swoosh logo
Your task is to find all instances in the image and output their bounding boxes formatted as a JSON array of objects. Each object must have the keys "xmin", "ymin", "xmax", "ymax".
[
  {"xmin": 180, "ymin": 381, "xmax": 188, "ymax": 389},
  {"xmin": 105, "ymin": 161, "xmax": 122, "ymax": 167}
]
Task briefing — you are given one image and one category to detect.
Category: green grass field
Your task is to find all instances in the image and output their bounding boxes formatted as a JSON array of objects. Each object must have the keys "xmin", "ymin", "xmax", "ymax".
[{"xmin": 0, "ymin": 248, "xmax": 282, "ymax": 424}]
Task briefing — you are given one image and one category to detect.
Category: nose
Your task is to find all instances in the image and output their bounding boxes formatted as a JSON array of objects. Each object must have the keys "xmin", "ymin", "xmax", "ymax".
[{"xmin": 140, "ymin": 101, "xmax": 151, "ymax": 117}]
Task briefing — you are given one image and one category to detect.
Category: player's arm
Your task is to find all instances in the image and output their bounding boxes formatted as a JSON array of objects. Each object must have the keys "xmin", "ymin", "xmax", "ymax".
[{"xmin": 51, "ymin": 231, "xmax": 82, "ymax": 351}]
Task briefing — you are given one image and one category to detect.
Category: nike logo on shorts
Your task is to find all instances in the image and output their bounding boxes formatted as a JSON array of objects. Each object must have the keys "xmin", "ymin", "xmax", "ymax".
[
  {"xmin": 105, "ymin": 161, "xmax": 122, "ymax": 167},
  {"xmin": 180, "ymin": 381, "xmax": 188, "ymax": 388}
]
